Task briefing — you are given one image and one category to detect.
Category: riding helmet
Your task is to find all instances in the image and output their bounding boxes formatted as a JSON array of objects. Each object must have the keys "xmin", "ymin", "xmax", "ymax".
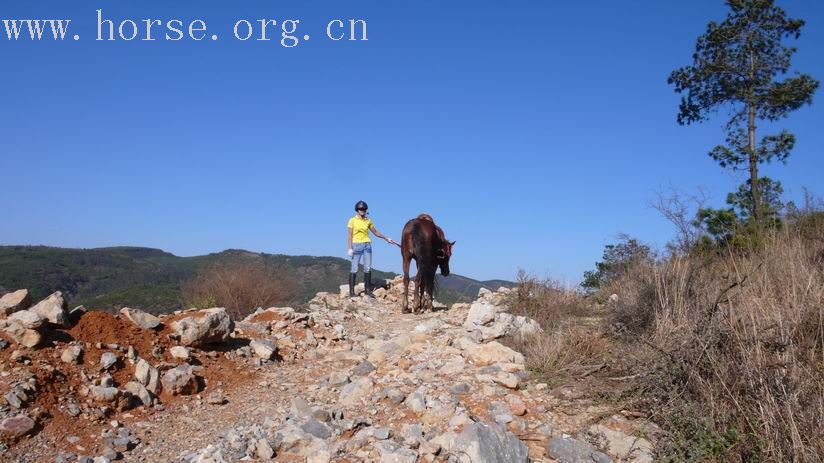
[{"xmin": 355, "ymin": 200, "xmax": 368, "ymax": 211}]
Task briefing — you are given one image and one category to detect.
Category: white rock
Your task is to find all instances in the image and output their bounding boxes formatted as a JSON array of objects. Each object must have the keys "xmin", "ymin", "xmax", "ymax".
[
  {"xmin": 414, "ymin": 318, "xmax": 444, "ymax": 333},
  {"xmin": 513, "ymin": 316, "xmax": 542, "ymax": 337},
  {"xmin": 250, "ymin": 339, "xmax": 277, "ymax": 360},
  {"xmin": 161, "ymin": 365, "xmax": 199, "ymax": 395},
  {"xmin": 407, "ymin": 386, "xmax": 427, "ymax": 414},
  {"xmin": 61, "ymin": 345, "xmax": 84, "ymax": 364},
  {"xmin": 169, "ymin": 346, "xmax": 191, "ymax": 360},
  {"xmin": 100, "ymin": 352, "xmax": 118, "ymax": 370},
  {"xmin": 89, "ymin": 386, "xmax": 119, "ymax": 403},
  {"xmin": 464, "ymin": 301, "xmax": 497, "ymax": 328},
  {"xmin": 171, "ymin": 307, "xmax": 234, "ymax": 346},
  {"xmin": 0, "ymin": 290, "xmax": 31, "ymax": 317},
  {"xmin": 338, "ymin": 377, "xmax": 373, "ymax": 406},
  {"xmin": 134, "ymin": 358, "xmax": 160, "ymax": 393},
  {"xmin": 6, "ymin": 310, "xmax": 45, "ymax": 330},
  {"xmin": 375, "ymin": 441, "xmax": 418, "ymax": 463},
  {"xmin": 453, "ymin": 336, "xmax": 478, "ymax": 351},
  {"xmin": 29, "ymin": 291, "xmax": 70, "ymax": 327},
  {"xmin": 123, "ymin": 381, "xmax": 153, "ymax": 407},
  {"xmin": 479, "ymin": 322, "xmax": 510, "ymax": 341},
  {"xmin": 463, "ymin": 341, "xmax": 525, "ymax": 366},
  {"xmin": 306, "ymin": 449, "xmax": 332, "ymax": 463},
  {"xmin": 255, "ymin": 438, "xmax": 275, "ymax": 460},
  {"xmin": 120, "ymin": 307, "xmax": 162, "ymax": 330},
  {"xmin": 493, "ymin": 372, "xmax": 520, "ymax": 389},
  {"xmin": 332, "ymin": 324, "xmax": 346, "ymax": 340},
  {"xmin": 3, "ymin": 320, "xmax": 42, "ymax": 348}
]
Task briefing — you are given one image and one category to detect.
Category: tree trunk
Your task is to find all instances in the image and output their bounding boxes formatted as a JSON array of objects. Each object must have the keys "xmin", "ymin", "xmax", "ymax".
[
  {"xmin": 748, "ymin": 102, "xmax": 761, "ymax": 228},
  {"xmin": 747, "ymin": 39, "xmax": 761, "ymax": 230}
]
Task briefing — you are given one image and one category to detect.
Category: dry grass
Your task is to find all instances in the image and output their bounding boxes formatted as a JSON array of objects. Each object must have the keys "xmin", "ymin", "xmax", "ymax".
[
  {"xmin": 508, "ymin": 328, "xmax": 612, "ymax": 384},
  {"xmin": 504, "ymin": 272, "xmax": 610, "ymax": 383},
  {"xmin": 508, "ymin": 271, "xmax": 589, "ymax": 329},
  {"xmin": 604, "ymin": 219, "xmax": 824, "ymax": 462},
  {"xmin": 182, "ymin": 260, "xmax": 294, "ymax": 320},
  {"xmin": 509, "ymin": 214, "xmax": 824, "ymax": 461}
]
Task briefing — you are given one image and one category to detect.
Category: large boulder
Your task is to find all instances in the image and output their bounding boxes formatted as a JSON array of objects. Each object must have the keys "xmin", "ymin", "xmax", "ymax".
[
  {"xmin": 6, "ymin": 310, "xmax": 46, "ymax": 330},
  {"xmin": 29, "ymin": 291, "xmax": 70, "ymax": 327},
  {"xmin": 161, "ymin": 365, "xmax": 200, "ymax": 395},
  {"xmin": 120, "ymin": 307, "xmax": 162, "ymax": 330},
  {"xmin": 464, "ymin": 301, "xmax": 497, "ymax": 328},
  {"xmin": 463, "ymin": 291, "xmax": 541, "ymax": 341},
  {"xmin": 449, "ymin": 422, "xmax": 528, "ymax": 463},
  {"xmin": 171, "ymin": 308, "xmax": 234, "ymax": 346},
  {"xmin": 0, "ymin": 290, "xmax": 31, "ymax": 316},
  {"xmin": 3, "ymin": 320, "xmax": 42, "ymax": 348}
]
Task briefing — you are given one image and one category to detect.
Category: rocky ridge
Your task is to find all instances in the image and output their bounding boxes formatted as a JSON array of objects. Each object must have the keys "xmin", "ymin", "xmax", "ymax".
[{"xmin": 0, "ymin": 278, "xmax": 655, "ymax": 462}]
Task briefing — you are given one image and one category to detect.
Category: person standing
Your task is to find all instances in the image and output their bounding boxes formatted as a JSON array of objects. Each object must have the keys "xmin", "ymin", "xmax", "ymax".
[{"xmin": 347, "ymin": 200, "xmax": 395, "ymax": 297}]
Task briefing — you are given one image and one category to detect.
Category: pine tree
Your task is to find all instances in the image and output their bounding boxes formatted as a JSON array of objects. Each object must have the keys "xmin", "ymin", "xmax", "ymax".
[{"xmin": 668, "ymin": 0, "xmax": 818, "ymax": 228}]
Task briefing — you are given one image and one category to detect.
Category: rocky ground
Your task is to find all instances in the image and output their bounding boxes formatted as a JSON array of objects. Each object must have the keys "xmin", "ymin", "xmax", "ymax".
[{"xmin": 0, "ymin": 279, "xmax": 656, "ymax": 462}]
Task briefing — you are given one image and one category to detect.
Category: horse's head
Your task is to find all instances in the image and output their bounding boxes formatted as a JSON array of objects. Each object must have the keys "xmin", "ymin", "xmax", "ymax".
[{"xmin": 436, "ymin": 240, "xmax": 456, "ymax": 276}]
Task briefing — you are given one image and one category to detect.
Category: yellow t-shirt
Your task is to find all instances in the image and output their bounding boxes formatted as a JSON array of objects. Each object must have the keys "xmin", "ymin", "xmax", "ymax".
[{"xmin": 348, "ymin": 216, "xmax": 373, "ymax": 243}]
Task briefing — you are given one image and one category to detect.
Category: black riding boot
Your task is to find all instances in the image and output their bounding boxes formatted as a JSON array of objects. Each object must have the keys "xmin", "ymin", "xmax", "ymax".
[
  {"xmin": 349, "ymin": 273, "xmax": 357, "ymax": 297},
  {"xmin": 364, "ymin": 272, "xmax": 374, "ymax": 297}
]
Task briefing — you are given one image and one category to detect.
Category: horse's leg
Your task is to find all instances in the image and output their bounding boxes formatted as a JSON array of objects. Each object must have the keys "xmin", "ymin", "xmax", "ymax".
[
  {"xmin": 419, "ymin": 277, "xmax": 426, "ymax": 313},
  {"xmin": 402, "ymin": 255, "xmax": 411, "ymax": 314},
  {"xmin": 426, "ymin": 272, "xmax": 434, "ymax": 312},
  {"xmin": 414, "ymin": 272, "xmax": 422, "ymax": 314},
  {"xmin": 420, "ymin": 275, "xmax": 428, "ymax": 313}
]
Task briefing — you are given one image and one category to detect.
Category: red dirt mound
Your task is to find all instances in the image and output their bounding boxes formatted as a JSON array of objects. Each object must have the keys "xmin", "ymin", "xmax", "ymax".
[{"xmin": 68, "ymin": 310, "xmax": 166, "ymax": 356}]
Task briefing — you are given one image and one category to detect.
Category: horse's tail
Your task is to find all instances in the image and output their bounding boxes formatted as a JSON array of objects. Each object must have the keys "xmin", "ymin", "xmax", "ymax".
[{"xmin": 412, "ymin": 220, "xmax": 439, "ymax": 298}]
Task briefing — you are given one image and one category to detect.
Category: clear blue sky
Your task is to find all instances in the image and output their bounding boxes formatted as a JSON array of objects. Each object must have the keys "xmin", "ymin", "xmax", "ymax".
[{"xmin": 2, "ymin": 1, "xmax": 822, "ymax": 282}]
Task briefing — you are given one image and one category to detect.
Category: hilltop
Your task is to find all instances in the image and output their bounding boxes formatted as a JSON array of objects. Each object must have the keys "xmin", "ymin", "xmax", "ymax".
[{"xmin": 0, "ymin": 246, "xmax": 513, "ymax": 313}]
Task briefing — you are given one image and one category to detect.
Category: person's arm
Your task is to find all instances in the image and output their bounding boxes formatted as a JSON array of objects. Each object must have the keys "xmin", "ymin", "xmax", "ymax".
[
  {"xmin": 370, "ymin": 225, "xmax": 395, "ymax": 245},
  {"xmin": 347, "ymin": 227, "xmax": 354, "ymax": 256}
]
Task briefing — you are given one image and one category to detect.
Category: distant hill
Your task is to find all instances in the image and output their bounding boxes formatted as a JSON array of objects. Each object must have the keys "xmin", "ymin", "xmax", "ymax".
[{"xmin": 0, "ymin": 245, "xmax": 513, "ymax": 314}]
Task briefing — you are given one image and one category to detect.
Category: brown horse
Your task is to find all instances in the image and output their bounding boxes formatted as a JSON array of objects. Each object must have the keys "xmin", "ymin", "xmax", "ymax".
[{"xmin": 400, "ymin": 214, "xmax": 455, "ymax": 313}]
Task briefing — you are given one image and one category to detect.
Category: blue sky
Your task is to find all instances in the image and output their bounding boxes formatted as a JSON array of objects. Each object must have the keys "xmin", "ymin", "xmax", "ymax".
[{"xmin": 1, "ymin": 1, "xmax": 822, "ymax": 282}]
